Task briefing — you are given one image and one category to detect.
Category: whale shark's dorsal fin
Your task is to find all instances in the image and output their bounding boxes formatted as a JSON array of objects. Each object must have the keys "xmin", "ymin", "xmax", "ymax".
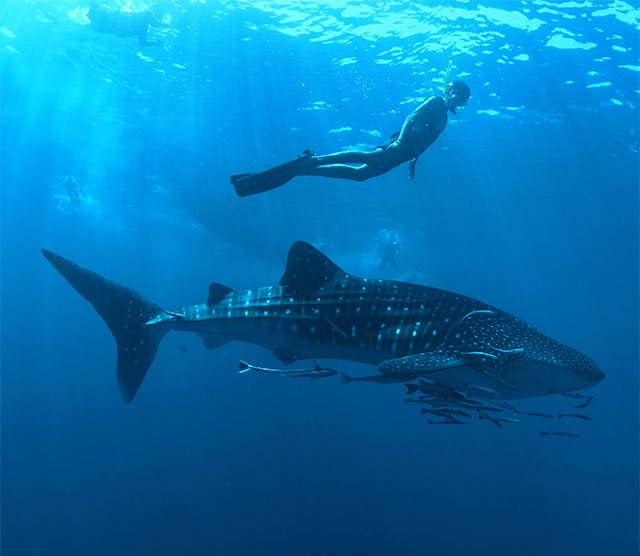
[{"xmin": 280, "ymin": 241, "xmax": 348, "ymax": 295}]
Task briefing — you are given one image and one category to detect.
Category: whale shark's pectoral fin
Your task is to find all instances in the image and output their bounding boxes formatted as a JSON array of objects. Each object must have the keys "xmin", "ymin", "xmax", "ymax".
[
  {"xmin": 459, "ymin": 351, "xmax": 519, "ymax": 390},
  {"xmin": 378, "ymin": 350, "xmax": 466, "ymax": 375},
  {"xmin": 378, "ymin": 350, "xmax": 520, "ymax": 391}
]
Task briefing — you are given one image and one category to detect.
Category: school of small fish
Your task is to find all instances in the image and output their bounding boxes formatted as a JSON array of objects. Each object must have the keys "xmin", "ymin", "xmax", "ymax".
[{"xmin": 239, "ymin": 360, "xmax": 595, "ymax": 438}]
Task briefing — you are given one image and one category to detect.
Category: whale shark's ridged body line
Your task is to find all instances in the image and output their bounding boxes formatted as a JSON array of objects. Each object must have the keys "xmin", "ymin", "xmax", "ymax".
[{"xmin": 41, "ymin": 242, "xmax": 604, "ymax": 403}]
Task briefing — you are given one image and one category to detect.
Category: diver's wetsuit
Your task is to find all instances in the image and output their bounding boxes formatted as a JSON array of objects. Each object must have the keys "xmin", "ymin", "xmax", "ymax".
[{"xmin": 232, "ymin": 96, "xmax": 450, "ymax": 197}]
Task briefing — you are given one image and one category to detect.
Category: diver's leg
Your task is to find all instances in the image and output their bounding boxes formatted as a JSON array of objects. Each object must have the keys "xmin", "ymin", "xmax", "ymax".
[
  {"xmin": 298, "ymin": 164, "xmax": 381, "ymax": 182},
  {"xmin": 312, "ymin": 149, "xmax": 380, "ymax": 165},
  {"xmin": 231, "ymin": 149, "xmax": 385, "ymax": 196},
  {"xmin": 296, "ymin": 148, "xmax": 387, "ymax": 182}
]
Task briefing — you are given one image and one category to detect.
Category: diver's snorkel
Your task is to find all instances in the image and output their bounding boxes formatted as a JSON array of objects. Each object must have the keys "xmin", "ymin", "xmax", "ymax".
[
  {"xmin": 442, "ymin": 62, "xmax": 457, "ymax": 114},
  {"xmin": 444, "ymin": 86, "xmax": 457, "ymax": 114}
]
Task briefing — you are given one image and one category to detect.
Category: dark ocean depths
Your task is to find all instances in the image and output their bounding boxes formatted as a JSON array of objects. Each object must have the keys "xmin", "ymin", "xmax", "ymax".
[{"xmin": 1, "ymin": 1, "xmax": 638, "ymax": 555}]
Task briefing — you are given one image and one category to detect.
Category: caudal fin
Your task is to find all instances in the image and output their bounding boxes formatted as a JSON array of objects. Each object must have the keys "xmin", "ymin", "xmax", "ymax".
[
  {"xmin": 405, "ymin": 383, "xmax": 420, "ymax": 395},
  {"xmin": 238, "ymin": 361, "xmax": 252, "ymax": 374},
  {"xmin": 42, "ymin": 248, "xmax": 170, "ymax": 403},
  {"xmin": 340, "ymin": 372, "xmax": 353, "ymax": 384}
]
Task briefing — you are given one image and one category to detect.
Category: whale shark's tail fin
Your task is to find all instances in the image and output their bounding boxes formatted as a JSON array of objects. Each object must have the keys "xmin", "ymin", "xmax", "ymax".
[{"xmin": 41, "ymin": 249, "xmax": 170, "ymax": 403}]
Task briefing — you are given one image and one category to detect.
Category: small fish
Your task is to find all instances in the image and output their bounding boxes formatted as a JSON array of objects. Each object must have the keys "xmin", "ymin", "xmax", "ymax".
[
  {"xmin": 420, "ymin": 398, "xmax": 482, "ymax": 410},
  {"xmin": 405, "ymin": 383, "xmax": 421, "ymax": 395},
  {"xmin": 571, "ymin": 396, "xmax": 594, "ymax": 409},
  {"xmin": 463, "ymin": 383, "xmax": 503, "ymax": 398},
  {"xmin": 554, "ymin": 391, "xmax": 587, "ymax": 400},
  {"xmin": 558, "ymin": 412, "xmax": 594, "ymax": 421},
  {"xmin": 420, "ymin": 408, "xmax": 472, "ymax": 418},
  {"xmin": 239, "ymin": 360, "xmax": 337, "ymax": 379},
  {"xmin": 540, "ymin": 431, "xmax": 580, "ymax": 439},
  {"xmin": 469, "ymin": 405, "xmax": 504, "ymax": 413},
  {"xmin": 476, "ymin": 409, "xmax": 503, "ymax": 428},
  {"xmin": 403, "ymin": 398, "xmax": 434, "ymax": 405},
  {"xmin": 513, "ymin": 410, "xmax": 554, "ymax": 418},
  {"xmin": 427, "ymin": 418, "xmax": 465, "ymax": 425},
  {"xmin": 409, "ymin": 379, "xmax": 466, "ymax": 400},
  {"xmin": 341, "ymin": 372, "xmax": 408, "ymax": 384},
  {"xmin": 478, "ymin": 414, "xmax": 520, "ymax": 424}
]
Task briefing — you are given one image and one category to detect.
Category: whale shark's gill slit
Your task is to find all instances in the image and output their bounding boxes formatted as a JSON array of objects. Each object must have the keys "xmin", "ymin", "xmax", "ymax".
[
  {"xmin": 454, "ymin": 309, "xmax": 494, "ymax": 328},
  {"xmin": 484, "ymin": 342, "xmax": 524, "ymax": 354}
]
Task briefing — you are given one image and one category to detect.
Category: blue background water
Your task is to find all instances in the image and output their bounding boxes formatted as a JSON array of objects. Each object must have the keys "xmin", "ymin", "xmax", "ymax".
[{"xmin": 1, "ymin": 1, "xmax": 638, "ymax": 555}]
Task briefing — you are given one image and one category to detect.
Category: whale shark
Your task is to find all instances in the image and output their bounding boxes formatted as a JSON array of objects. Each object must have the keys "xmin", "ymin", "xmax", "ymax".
[{"xmin": 41, "ymin": 241, "xmax": 604, "ymax": 403}]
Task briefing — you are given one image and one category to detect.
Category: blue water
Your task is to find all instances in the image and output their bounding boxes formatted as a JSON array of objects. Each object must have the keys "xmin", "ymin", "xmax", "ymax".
[{"xmin": 1, "ymin": 1, "xmax": 639, "ymax": 555}]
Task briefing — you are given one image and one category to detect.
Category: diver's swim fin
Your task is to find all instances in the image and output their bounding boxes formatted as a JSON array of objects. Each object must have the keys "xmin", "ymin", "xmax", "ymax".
[
  {"xmin": 232, "ymin": 152, "xmax": 316, "ymax": 197},
  {"xmin": 230, "ymin": 173, "xmax": 256, "ymax": 185}
]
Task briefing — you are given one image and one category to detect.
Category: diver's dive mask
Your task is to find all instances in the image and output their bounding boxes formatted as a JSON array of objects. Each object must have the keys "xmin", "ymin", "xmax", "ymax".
[{"xmin": 443, "ymin": 80, "xmax": 471, "ymax": 114}]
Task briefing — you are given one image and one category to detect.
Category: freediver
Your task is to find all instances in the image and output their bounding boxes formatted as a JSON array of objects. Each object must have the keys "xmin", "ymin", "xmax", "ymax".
[
  {"xmin": 88, "ymin": 2, "xmax": 165, "ymax": 46},
  {"xmin": 56, "ymin": 175, "xmax": 85, "ymax": 208},
  {"xmin": 379, "ymin": 236, "xmax": 400, "ymax": 271},
  {"xmin": 231, "ymin": 80, "xmax": 471, "ymax": 197}
]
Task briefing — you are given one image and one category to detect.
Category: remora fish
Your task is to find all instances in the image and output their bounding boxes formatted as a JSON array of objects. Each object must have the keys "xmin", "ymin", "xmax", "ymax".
[
  {"xmin": 41, "ymin": 241, "xmax": 605, "ymax": 403},
  {"xmin": 340, "ymin": 372, "xmax": 408, "ymax": 384},
  {"xmin": 238, "ymin": 360, "xmax": 337, "ymax": 379}
]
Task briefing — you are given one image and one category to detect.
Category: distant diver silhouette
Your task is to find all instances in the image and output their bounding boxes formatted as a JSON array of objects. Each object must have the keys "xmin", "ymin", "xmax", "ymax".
[
  {"xmin": 56, "ymin": 175, "xmax": 84, "ymax": 207},
  {"xmin": 88, "ymin": 2, "xmax": 164, "ymax": 45},
  {"xmin": 231, "ymin": 80, "xmax": 470, "ymax": 197},
  {"xmin": 379, "ymin": 236, "xmax": 400, "ymax": 271}
]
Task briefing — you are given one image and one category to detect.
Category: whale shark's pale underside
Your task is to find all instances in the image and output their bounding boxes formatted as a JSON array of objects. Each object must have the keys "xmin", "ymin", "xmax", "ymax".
[{"xmin": 42, "ymin": 241, "xmax": 604, "ymax": 403}]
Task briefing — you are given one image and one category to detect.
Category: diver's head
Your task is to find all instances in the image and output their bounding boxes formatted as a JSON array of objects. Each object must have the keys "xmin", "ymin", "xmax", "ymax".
[{"xmin": 444, "ymin": 80, "xmax": 470, "ymax": 114}]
